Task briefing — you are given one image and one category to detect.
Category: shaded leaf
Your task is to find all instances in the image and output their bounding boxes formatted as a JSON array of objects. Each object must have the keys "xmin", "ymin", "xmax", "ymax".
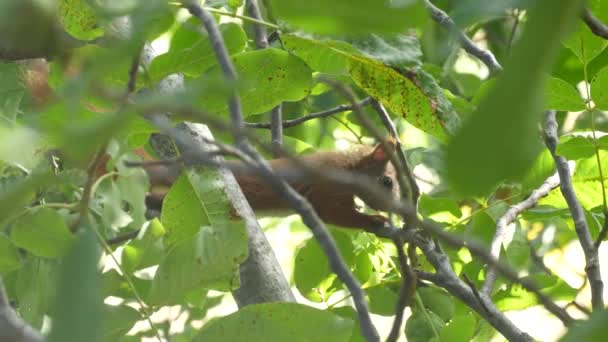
[
  {"xmin": 12, "ymin": 208, "xmax": 75, "ymax": 259},
  {"xmin": 49, "ymin": 228, "xmax": 101, "ymax": 342},
  {"xmin": 447, "ymin": 0, "xmax": 585, "ymax": 195},
  {"xmin": 195, "ymin": 302, "xmax": 353, "ymax": 342},
  {"xmin": 269, "ymin": 0, "xmax": 427, "ymax": 36}
]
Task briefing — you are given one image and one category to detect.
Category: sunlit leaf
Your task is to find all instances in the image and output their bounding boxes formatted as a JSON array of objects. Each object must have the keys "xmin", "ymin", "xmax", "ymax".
[
  {"xmin": 545, "ymin": 77, "xmax": 585, "ymax": 111},
  {"xmin": 591, "ymin": 66, "xmax": 608, "ymax": 109},
  {"xmin": 150, "ymin": 168, "xmax": 248, "ymax": 304}
]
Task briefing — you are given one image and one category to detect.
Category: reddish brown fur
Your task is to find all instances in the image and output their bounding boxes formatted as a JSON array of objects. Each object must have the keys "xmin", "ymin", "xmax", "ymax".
[{"xmin": 144, "ymin": 143, "xmax": 399, "ymax": 231}]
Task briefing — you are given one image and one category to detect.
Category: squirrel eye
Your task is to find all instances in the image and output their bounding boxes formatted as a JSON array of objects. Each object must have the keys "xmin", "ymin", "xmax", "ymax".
[{"xmin": 380, "ymin": 176, "xmax": 393, "ymax": 189}]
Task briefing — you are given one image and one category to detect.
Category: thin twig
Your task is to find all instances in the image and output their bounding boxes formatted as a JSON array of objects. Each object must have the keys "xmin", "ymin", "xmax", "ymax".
[
  {"xmin": 70, "ymin": 147, "xmax": 107, "ymax": 232},
  {"xmin": 386, "ymin": 239, "xmax": 417, "ymax": 342},
  {"xmin": 245, "ymin": 98, "xmax": 373, "ymax": 129},
  {"xmin": 185, "ymin": 2, "xmax": 245, "ymax": 146},
  {"xmin": 481, "ymin": 170, "xmax": 562, "ymax": 295},
  {"xmin": 106, "ymin": 229, "xmax": 140, "ymax": 245},
  {"xmin": 204, "ymin": 6, "xmax": 279, "ymax": 29},
  {"xmin": 543, "ymin": 110, "xmax": 604, "ymax": 310},
  {"xmin": 126, "ymin": 47, "xmax": 142, "ymax": 95},
  {"xmin": 582, "ymin": 8, "xmax": 608, "ymax": 40},
  {"xmin": 423, "ymin": 0, "xmax": 503, "ymax": 75},
  {"xmin": 245, "ymin": 0, "xmax": 283, "ymax": 156}
]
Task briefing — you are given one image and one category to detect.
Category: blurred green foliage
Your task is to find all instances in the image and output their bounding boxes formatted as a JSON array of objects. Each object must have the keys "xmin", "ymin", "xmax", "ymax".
[{"xmin": 0, "ymin": 0, "xmax": 607, "ymax": 341}]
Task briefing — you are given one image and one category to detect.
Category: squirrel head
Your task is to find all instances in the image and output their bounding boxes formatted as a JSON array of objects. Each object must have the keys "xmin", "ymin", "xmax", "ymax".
[{"xmin": 353, "ymin": 138, "xmax": 400, "ymax": 212}]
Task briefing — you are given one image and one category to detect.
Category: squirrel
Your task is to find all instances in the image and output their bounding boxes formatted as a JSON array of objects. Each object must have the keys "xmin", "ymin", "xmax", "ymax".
[
  {"xmin": 20, "ymin": 59, "xmax": 400, "ymax": 231},
  {"xmin": 143, "ymin": 142, "xmax": 400, "ymax": 231}
]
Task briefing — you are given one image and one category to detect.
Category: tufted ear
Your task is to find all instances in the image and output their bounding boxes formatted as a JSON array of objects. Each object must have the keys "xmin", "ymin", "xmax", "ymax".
[{"xmin": 371, "ymin": 136, "xmax": 397, "ymax": 161}]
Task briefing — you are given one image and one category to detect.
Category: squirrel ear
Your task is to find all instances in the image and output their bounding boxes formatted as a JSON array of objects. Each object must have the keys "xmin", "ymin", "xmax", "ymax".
[{"xmin": 371, "ymin": 137, "xmax": 397, "ymax": 161}]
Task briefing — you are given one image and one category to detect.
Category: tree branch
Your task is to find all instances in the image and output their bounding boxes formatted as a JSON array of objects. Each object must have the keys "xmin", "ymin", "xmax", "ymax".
[
  {"xmin": 386, "ymin": 239, "xmax": 417, "ymax": 342},
  {"xmin": 245, "ymin": 0, "xmax": 283, "ymax": 156},
  {"xmin": 423, "ymin": 0, "xmax": 503, "ymax": 75},
  {"xmin": 245, "ymin": 98, "xmax": 372, "ymax": 129},
  {"xmin": 481, "ymin": 170, "xmax": 562, "ymax": 295},
  {"xmin": 582, "ymin": 8, "xmax": 608, "ymax": 40},
  {"xmin": 543, "ymin": 110, "xmax": 604, "ymax": 310},
  {"xmin": 0, "ymin": 278, "xmax": 43, "ymax": 342}
]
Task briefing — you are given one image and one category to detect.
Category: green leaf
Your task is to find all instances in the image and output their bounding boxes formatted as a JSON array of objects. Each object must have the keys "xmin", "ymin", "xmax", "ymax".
[
  {"xmin": 354, "ymin": 35, "xmax": 423, "ymax": 68},
  {"xmin": 12, "ymin": 208, "xmax": 76, "ymax": 259},
  {"xmin": 521, "ymin": 149, "xmax": 556, "ymax": 192},
  {"xmin": 563, "ymin": 24, "xmax": 608, "ymax": 65},
  {"xmin": 495, "ymin": 275, "xmax": 576, "ymax": 311},
  {"xmin": 366, "ymin": 284, "xmax": 398, "ymax": 316},
  {"xmin": 0, "ymin": 174, "xmax": 56, "ymax": 227},
  {"xmin": 505, "ymin": 225, "xmax": 529, "ymax": 269},
  {"xmin": 148, "ymin": 23, "xmax": 247, "ymax": 84},
  {"xmin": 151, "ymin": 168, "xmax": 248, "ymax": 304},
  {"xmin": 598, "ymin": 135, "xmax": 608, "ymax": 151},
  {"xmin": 446, "ymin": 0, "xmax": 585, "ymax": 196},
  {"xmin": 269, "ymin": 0, "xmax": 427, "ymax": 36},
  {"xmin": 464, "ymin": 211, "xmax": 495, "ymax": 249},
  {"xmin": 419, "ymin": 194, "xmax": 462, "ymax": 223},
  {"xmin": 281, "ymin": 34, "xmax": 356, "ymax": 74},
  {"xmin": 58, "ymin": 0, "xmax": 103, "ymax": 40},
  {"xmin": 49, "ymin": 228, "xmax": 101, "ymax": 342},
  {"xmin": 439, "ymin": 313, "xmax": 476, "ymax": 342},
  {"xmin": 195, "ymin": 302, "xmax": 354, "ymax": 342},
  {"xmin": 330, "ymin": 306, "xmax": 364, "ymax": 342},
  {"xmin": 405, "ymin": 309, "xmax": 444, "ymax": 342},
  {"xmin": 591, "ymin": 66, "xmax": 608, "ymax": 109},
  {"xmin": 102, "ymin": 304, "xmax": 141, "ymax": 342},
  {"xmin": 556, "ymin": 136, "xmax": 596, "ymax": 160},
  {"xmin": 121, "ymin": 218, "xmax": 165, "ymax": 273},
  {"xmin": 199, "ymin": 48, "xmax": 313, "ymax": 116},
  {"xmin": 281, "ymin": 35, "xmax": 457, "ymax": 139},
  {"xmin": 17, "ymin": 257, "xmax": 58, "ymax": 328},
  {"xmin": 294, "ymin": 231, "xmax": 354, "ymax": 302},
  {"xmin": 0, "ymin": 62, "xmax": 25, "ymax": 121},
  {"xmin": 418, "ymin": 286, "xmax": 454, "ymax": 323},
  {"xmin": 0, "ymin": 234, "xmax": 21, "ymax": 272},
  {"xmin": 349, "ymin": 57, "xmax": 445, "ymax": 140},
  {"xmin": 561, "ymin": 309, "xmax": 608, "ymax": 342},
  {"xmin": 545, "ymin": 77, "xmax": 585, "ymax": 111}
]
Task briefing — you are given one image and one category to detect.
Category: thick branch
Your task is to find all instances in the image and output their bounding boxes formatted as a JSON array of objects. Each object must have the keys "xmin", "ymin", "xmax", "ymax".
[
  {"xmin": 543, "ymin": 110, "xmax": 604, "ymax": 310},
  {"xmin": 481, "ymin": 170, "xmax": 562, "ymax": 295},
  {"xmin": 582, "ymin": 8, "xmax": 608, "ymax": 40},
  {"xmin": 0, "ymin": 278, "xmax": 43, "ymax": 342},
  {"xmin": 423, "ymin": 0, "xmax": 503, "ymax": 75}
]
